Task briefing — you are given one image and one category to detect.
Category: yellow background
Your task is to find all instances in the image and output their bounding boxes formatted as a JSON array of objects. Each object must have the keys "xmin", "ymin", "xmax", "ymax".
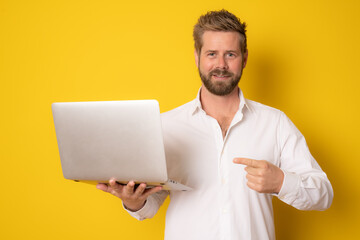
[{"xmin": 1, "ymin": 0, "xmax": 359, "ymax": 239}]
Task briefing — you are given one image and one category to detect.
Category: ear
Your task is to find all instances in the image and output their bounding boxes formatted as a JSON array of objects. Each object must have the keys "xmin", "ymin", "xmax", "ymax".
[
  {"xmin": 242, "ymin": 50, "xmax": 248, "ymax": 68},
  {"xmin": 194, "ymin": 50, "xmax": 199, "ymax": 68}
]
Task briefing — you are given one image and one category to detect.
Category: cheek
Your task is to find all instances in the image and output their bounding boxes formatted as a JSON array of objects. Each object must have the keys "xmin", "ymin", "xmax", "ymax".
[
  {"xmin": 229, "ymin": 61, "xmax": 243, "ymax": 73},
  {"xmin": 199, "ymin": 59, "xmax": 214, "ymax": 72}
]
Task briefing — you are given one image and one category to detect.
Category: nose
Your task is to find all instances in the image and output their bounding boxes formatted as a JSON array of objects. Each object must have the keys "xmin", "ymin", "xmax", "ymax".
[{"xmin": 217, "ymin": 56, "xmax": 228, "ymax": 69}]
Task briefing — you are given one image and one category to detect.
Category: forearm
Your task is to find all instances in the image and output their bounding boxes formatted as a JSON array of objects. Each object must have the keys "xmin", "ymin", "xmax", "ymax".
[{"xmin": 277, "ymin": 170, "xmax": 333, "ymax": 211}]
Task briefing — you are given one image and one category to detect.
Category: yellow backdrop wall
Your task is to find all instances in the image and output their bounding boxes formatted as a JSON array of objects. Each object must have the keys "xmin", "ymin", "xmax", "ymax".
[{"xmin": 1, "ymin": 0, "xmax": 359, "ymax": 239}]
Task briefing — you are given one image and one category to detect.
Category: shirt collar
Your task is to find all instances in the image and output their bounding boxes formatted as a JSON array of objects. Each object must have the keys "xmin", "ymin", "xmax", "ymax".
[{"xmin": 190, "ymin": 87, "xmax": 253, "ymax": 116}]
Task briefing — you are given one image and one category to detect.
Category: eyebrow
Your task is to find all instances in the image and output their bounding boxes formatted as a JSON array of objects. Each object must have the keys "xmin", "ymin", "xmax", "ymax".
[{"xmin": 204, "ymin": 50, "xmax": 239, "ymax": 53}]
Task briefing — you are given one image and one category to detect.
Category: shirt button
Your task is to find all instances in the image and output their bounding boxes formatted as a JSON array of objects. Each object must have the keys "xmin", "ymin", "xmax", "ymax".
[
  {"xmin": 221, "ymin": 177, "xmax": 228, "ymax": 184},
  {"xmin": 222, "ymin": 208, "xmax": 228, "ymax": 214}
]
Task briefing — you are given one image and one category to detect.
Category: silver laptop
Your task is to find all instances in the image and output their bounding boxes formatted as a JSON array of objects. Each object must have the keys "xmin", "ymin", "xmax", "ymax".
[{"xmin": 52, "ymin": 100, "xmax": 191, "ymax": 191}]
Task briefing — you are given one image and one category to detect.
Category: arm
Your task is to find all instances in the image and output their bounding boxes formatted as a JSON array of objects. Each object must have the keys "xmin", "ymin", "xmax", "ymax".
[
  {"xmin": 97, "ymin": 178, "xmax": 169, "ymax": 220},
  {"xmin": 275, "ymin": 112, "xmax": 333, "ymax": 210},
  {"xmin": 234, "ymin": 112, "xmax": 333, "ymax": 211}
]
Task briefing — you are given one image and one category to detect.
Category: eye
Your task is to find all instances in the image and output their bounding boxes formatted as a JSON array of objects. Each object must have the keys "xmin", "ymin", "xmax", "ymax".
[
  {"xmin": 227, "ymin": 52, "xmax": 236, "ymax": 57},
  {"xmin": 207, "ymin": 52, "xmax": 216, "ymax": 57}
]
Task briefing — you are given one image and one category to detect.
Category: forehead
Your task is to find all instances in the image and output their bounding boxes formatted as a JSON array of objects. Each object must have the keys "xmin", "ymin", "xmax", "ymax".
[{"xmin": 201, "ymin": 31, "xmax": 242, "ymax": 52}]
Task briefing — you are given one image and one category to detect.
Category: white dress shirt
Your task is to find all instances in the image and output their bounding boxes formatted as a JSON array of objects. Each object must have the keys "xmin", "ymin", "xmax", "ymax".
[{"xmin": 126, "ymin": 88, "xmax": 333, "ymax": 240}]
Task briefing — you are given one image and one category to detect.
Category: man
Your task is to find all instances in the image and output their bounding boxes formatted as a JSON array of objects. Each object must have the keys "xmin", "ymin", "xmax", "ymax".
[{"xmin": 97, "ymin": 9, "xmax": 333, "ymax": 240}]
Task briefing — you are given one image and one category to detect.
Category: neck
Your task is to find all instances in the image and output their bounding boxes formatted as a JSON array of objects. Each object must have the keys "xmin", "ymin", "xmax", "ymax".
[{"xmin": 200, "ymin": 86, "xmax": 240, "ymax": 118}]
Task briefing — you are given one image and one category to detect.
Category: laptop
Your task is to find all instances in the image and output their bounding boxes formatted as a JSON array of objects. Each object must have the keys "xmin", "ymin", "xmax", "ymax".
[{"xmin": 52, "ymin": 100, "xmax": 191, "ymax": 191}]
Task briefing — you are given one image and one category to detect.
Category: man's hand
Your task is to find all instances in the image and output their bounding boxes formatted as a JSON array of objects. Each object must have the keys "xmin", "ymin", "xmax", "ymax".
[
  {"xmin": 96, "ymin": 178, "xmax": 163, "ymax": 212},
  {"xmin": 233, "ymin": 158, "xmax": 284, "ymax": 194}
]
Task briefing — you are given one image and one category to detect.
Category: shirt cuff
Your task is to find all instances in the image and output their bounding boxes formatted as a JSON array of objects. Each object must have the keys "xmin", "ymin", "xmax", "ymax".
[
  {"xmin": 122, "ymin": 198, "xmax": 152, "ymax": 221},
  {"xmin": 277, "ymin": 169, "xmax": 301, "ymax": 202}
]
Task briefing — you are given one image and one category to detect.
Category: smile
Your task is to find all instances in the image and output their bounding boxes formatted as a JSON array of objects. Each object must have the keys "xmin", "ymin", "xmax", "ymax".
[{"xmin": 213, "ymin": 74, "xmax": 231, "ymax": 79}]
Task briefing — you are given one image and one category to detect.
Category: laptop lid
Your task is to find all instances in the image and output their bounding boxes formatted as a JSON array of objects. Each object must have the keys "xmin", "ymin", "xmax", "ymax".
[{"xmin": 52, "ymin": 100, "xmax": 168, "ymax": 183}]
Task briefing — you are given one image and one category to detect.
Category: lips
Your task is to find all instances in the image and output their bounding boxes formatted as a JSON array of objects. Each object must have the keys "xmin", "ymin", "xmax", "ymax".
[
  {"xmin": 213, "ymin": 74, "xmax": 231, "ymax": 78},
  {"xmin": 210, "ymin": 69, "xmax": 233, "ymax": 79},
  {"xmin": 211, "ymin": 70, "xmax": 233, "ymax": 80}
]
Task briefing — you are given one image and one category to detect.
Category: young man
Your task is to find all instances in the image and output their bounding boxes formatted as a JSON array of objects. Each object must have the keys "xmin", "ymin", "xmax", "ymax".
[{"xmin": 97, "ymin": 9, "xmax": 333, "ymax": 240}]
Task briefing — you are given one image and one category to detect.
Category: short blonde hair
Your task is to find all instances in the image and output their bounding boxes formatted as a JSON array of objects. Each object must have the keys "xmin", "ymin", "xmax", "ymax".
[{"xmin": 193, "ymin": 9, "xmax": 247, "ymax": 55}]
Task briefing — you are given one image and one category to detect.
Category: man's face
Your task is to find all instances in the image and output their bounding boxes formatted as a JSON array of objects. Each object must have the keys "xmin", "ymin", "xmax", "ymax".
[{"xmin": 195, "ymin": 31, "xmax": 248, "ymax": 96}]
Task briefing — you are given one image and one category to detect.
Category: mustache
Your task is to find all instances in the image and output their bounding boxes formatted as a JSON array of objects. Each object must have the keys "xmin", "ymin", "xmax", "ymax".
[{"xmin": 209, "ymin": 69, "xmax": 234, "ymax": 77}]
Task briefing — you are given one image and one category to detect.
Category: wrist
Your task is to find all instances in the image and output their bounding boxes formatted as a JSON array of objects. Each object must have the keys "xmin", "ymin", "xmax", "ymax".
[{"xmin": 123, "ymin": 200, "xmax": 146, "ymax": 212}]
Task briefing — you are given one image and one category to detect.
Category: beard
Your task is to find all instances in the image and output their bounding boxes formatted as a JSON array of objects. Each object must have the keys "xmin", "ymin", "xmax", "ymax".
[{"xmin": 199, "ymin": 68, "xmax": 242, "ymax": 96}]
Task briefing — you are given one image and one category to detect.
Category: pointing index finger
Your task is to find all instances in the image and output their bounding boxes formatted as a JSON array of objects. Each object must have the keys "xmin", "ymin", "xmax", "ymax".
[{"xmin": 233, "ymin": 158, "xmax": 261, "ymax": 168}]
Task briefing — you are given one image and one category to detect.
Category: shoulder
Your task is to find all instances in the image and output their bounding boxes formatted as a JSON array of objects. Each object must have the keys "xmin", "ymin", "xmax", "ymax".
[
  {"xmin": 244, "ymin": 99, "xmax": 299, "ymax": 137},
  {"xmin": 246, "ymin": 99, "xmax": 302, "ymax": 137},
  {"xmin": 245, "ymin": 99, "xmax": 285, "ymax": 120},
  {"xmin": 161, "ymin": 99, "xmax": 195, "ymax": 121}
]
